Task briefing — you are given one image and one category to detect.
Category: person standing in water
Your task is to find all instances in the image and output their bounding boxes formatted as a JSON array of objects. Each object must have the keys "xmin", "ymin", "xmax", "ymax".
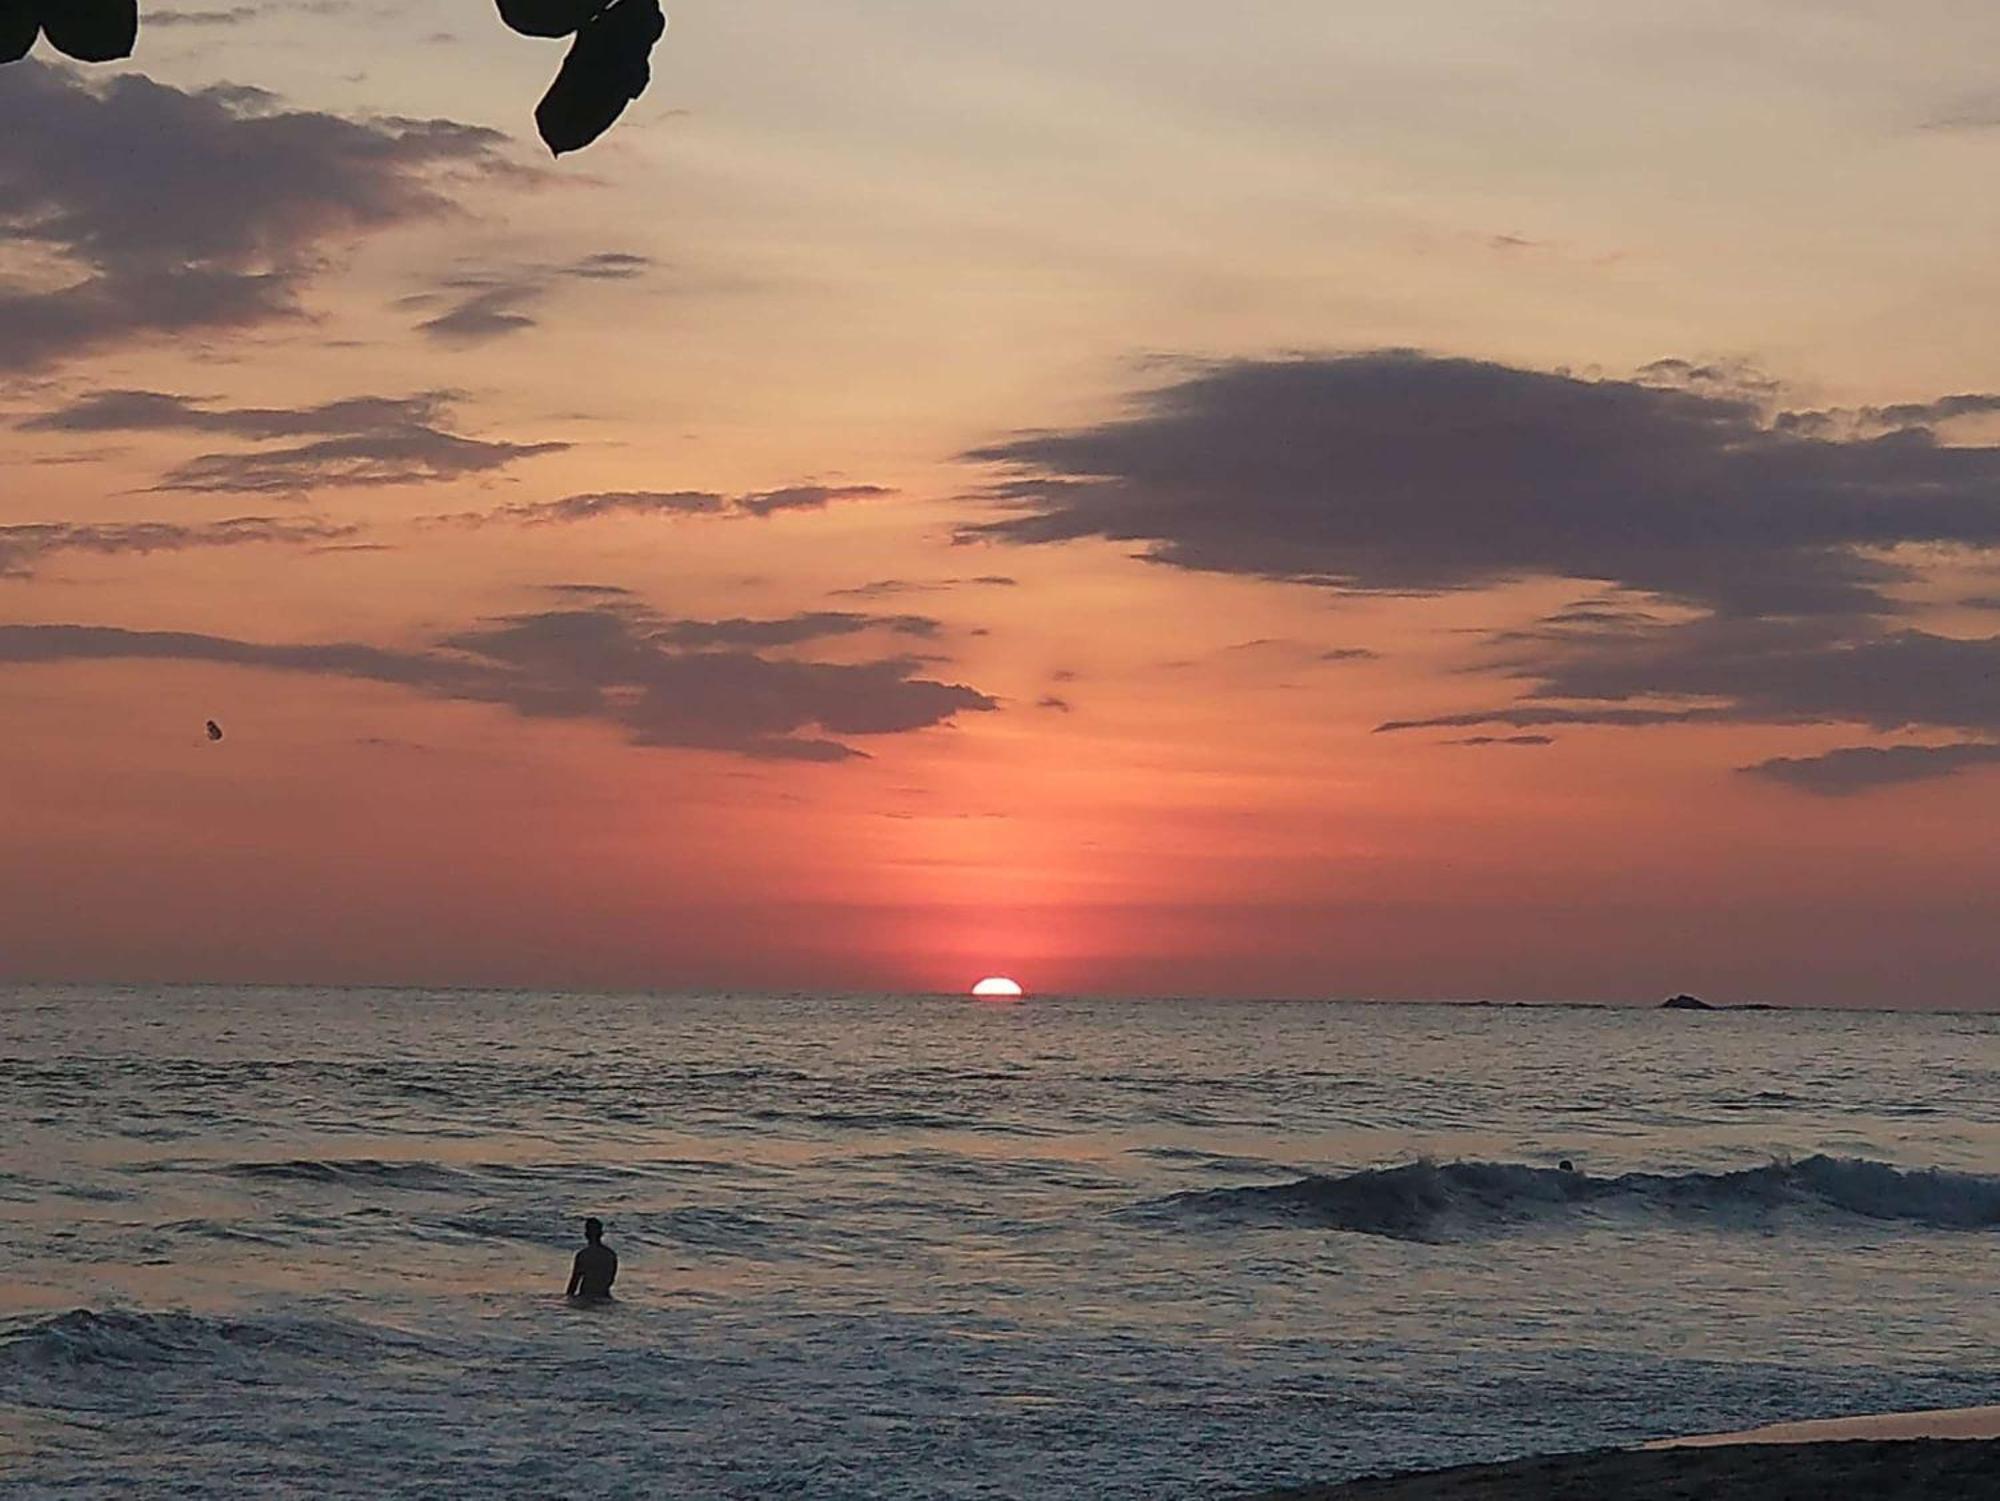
[{"xmin": 566, "ymin": 1217, "xmax": 618, "ymax": 1300}]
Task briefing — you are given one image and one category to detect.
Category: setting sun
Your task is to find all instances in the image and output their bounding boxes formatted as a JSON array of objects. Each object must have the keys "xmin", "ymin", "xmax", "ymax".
[{"xmin": 971, "ymin": 976, "xmax": 1025, "ymax": 999}]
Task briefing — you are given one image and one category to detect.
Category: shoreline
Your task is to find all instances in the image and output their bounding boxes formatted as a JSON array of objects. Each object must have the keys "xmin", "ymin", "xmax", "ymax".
[{"xmin": 1255, "ymin": 1409, "xmax": 2000, "ymax": 1500}]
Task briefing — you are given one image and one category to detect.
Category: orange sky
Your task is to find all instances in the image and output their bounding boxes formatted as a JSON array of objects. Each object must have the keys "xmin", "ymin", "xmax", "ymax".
[{"xmin": 2, "ymin": 3, "xmax": 1998, "ymax": 1003}]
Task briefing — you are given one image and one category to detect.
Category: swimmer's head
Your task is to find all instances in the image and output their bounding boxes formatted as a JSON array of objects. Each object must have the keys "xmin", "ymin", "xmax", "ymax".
[{"xmin": 584, "ymin": 1217, "xmax": 604, "ymax": 1242}]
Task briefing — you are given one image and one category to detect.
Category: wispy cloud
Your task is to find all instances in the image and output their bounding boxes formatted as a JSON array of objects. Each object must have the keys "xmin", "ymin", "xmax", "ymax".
[
  {"xmin": 404, "ymin": 252, "xmax": 655, "ymax": 346},
  {"xmin": 435, "ymin": 483, "xmax": 893, "ymax": 526},
  {"xmin": 0, "ymin": 517, "xmax": 360, "ymax": 579},
  {"xmin": 0, "ymin": 62, "xmax": 524, "ymax": 370},
  {"xmin": 21, "ymin": 388, "xmax": 564, "ymax": 496},
  {"xmin": 0, "ymin": 604, "xmax": 995, "ymax": 761},
  {"xmin": 973, "ymin": 351, "xmax": 2000, "ymax": 792}
]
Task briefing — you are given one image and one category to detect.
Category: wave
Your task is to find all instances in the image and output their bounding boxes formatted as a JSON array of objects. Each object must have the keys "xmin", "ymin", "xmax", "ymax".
[
  {"xmin": 1153, "ymin": 1157, "xmax": 2000, "ymax": 1243},
  {"xmin": 0, "ymin": 1308, "xmax": 432, "ymax": 1374},
  {"xmin": 217, "ymin": 1159, "xmax": 477, "ymax": 1190}
]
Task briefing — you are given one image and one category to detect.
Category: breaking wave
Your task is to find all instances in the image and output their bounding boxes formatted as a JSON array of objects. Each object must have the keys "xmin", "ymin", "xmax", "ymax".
[
  {"xmin": 0, "ymin": 1308, "xmax": 433, "ymax": 1374},
  {"xmin": 1154, "ymin": 1156, "xmax": 2000, "ymax": 1242}
]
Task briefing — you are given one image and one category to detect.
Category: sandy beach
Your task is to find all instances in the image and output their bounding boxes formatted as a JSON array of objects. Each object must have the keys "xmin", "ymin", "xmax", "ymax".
[{"xmin": 1254, "ymin": 1438, "xmax": 2000, "ymax": 1499}]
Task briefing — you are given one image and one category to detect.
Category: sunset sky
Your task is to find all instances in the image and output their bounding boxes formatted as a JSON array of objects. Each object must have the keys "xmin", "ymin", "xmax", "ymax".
[{"xmin": 4, "ymin": 1, "xmax": 1999, "ymax": 1003}]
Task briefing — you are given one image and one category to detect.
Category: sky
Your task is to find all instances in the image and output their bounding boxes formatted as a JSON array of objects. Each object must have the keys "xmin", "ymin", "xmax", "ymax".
[{"xmin": 3, "ymin": 0, "xmax": 1999, "ymax": 1004}]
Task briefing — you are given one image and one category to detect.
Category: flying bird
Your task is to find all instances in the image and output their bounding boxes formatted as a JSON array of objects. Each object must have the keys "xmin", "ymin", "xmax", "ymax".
[{"xmin": 205, "ymin": 720, "xmax": 223, "ymax": 742}]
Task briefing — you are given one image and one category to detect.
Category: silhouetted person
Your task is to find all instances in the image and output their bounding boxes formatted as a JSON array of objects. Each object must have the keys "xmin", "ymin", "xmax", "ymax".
[{"xmin": 566, "ymin": 1217, "xmax": 617, "ymax": 1300}]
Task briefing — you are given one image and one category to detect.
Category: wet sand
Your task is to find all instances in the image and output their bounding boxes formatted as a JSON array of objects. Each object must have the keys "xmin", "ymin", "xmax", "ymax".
[{"xmin": 1255, "ymin": 1438, "xmax": 2000, "ymax": 1499}]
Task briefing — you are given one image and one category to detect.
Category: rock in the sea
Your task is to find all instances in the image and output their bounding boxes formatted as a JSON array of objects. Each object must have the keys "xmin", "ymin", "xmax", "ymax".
[
  {"xmin": 36, "ymin": 0, "xmax": 137, "ymax": 62},
  {"xmin": 1660, "ymin": 993, "xmax": 1715, "ymax": 1011}
]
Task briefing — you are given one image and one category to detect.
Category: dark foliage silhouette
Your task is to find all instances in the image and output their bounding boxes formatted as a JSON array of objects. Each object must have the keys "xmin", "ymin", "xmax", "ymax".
[
  {"xmin": 525, "ymin": 0, "xmax": 665, "ymax": 155},
  {"xmin": 0, "ymin": 0, "xmax": 666, "ymax": 155},
  {"xmin": 4, "ymin": 0, "xmax": 137, "ymax": 63}
]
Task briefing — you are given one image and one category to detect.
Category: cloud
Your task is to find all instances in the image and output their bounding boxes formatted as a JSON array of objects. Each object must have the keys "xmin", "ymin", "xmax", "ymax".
[
  {"xmin": 568, "ymin": 252, "xmax": 652, "ymax": 280},
  {"xmin": 737, "ymin": 485, "xmax": 895, "ymax": 518},
  {"xmin": 414, "ymin": 283, "xmax": 541, "ymax": 345},
  {"xmin": 0, "ymin": 516, "xmax": 360, "ymax": 579},
  {"xmin": 1037, "ymin": 694, "xmax": 1073, "ymax": 713},
  {"xmin": 0, "ymin": 62, "xmax": 523, "ymax": 369},
  {"xmin": 439, "ymin": 483, "xmax": 894, "ymax": 526},
  {"xmin": 1922, "ymin": 94, "xmax": 2000, "ymax": 132},
  {"xmin": 1448, "ymin": 734, "xmax": 1554, "ymax": 747},
  {"xmin": 148, "ymin": 7, "xmax": 262, "ymax": 26},
  {"xmin": 1742, "ymin": 742, "xmax": 2000, "ymax": 796},
  {"xmin": 406, "ymin": 253, "xmax": 654, "ymax": 345},
  {"xmin": 1385, "ymin": 617, "xmax": 2000, "ymax": 739},
  {"xmin": 21, "ymin": 389, "xmax": 564, "ymax": 496},
  {"xmin": 23, "ymin": 389, "xmax": 452, "ymax": 438},
  {"xmin": 649, "ymin": 612, "xmax": 942, "ymax": 647},
  {"xmin": 445, "ymin": 490, "xmax": 727, "ymax": 525},
  {"xmin": 972, "ymin": 351, "xmax": 2000, "ymax": 794},
  {"xmin": 965, "ymin": 351, "xmax": 2000, "ymax": 618},
  {"xmin": 1319, "ymin": 648, "xmax": 1379, "ymax": 662},
  {"xmin": 829, "ymin": 575, "xmax": 1016, "ymax": 598},
  {"xmin": 1375, "ymin": 608, "xmax": 2000, "ymax": 789},
  {"xmin": 158, "ymin": 431, "xmax": 565, "ymax": 495},
  {"xmin": 543, "ymin": 583, "xmax": 636, "ymax": 599},
  {"xmin": 0, "ymin": 604, "xmax": 994, "ymax": 760}
]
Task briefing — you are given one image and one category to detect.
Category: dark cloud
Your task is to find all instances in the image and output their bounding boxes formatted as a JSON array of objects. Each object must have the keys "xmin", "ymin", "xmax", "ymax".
[
  {"xmin": 648, "ymin": 613, "xmax": 941, "ymax": 648},
  {"xmin": 1743, "ymin": 742, "xmax": 2000, "ymax": 796},
  {"xmin": 148, "ymin": 7, "xmax": 262, "ymax": 26},
  {"xmin": 0, "ymin": 605, "xmax": 993, "ymax": 761},
  {"xmin": 21, "ymin": 389, "xmax": 563, "ymax": 496},
  {"xmin": 829, "ymin": 574, "xmax": 1016, "ymax": 598},
  {"xmin": 155, "ymin": 430, "xmax": 566, "ymax": 494},
  {"xmin": 1379, "ymin": 705, "xmax": 1734, "ymax": 733},
  {"xmin": 0, "ymin": 516, "xmax": 359, "ymax": 579},
  {"xmin": 440, "ymin": 483, "xmax": 894, "ymax": 526},
  {"xmin": 1378, "ymin": 610, "xmax": 2000, "ymax": 789},
  {"xmin": 445, "ymin": 490, "xmax": 728, "ymax": 525},
  {"xmin": 543, "ymin": 583, "xmax": 636, "ymax": 599},
  {"xmin": 1037, "ymin": 695, "xmax": 1073, "ymax": 713},
  {"xmin": 1922, "ymin": 94, "xmax": 2000, "ymax": 132},
  {"xmin": 966, "ymin": 351, "xmax": 2000, "ymax": 618},
  {"xmin": 1448, "ymin": 735, "xmax": 1554, "ymax": 747},
  {"xmin": 568, "ymin": 252, "xmax": 652, "ymax": 280},
  {"xmin": 22, "ymin": 389, "xmax": 452, "ymax": 438},
  {"xmin": 0, "ymin": 62, "xmax": 521, "ymax": 369},
  {"xmin": 414, "ymin": 283, "xmax": 541, "ymax": 345},
  {"xmin": 736, "ymin": 485, "xmax": 895, "ymax": 517},
  {"xmin": 1319, "ymin": 648, "xmax": 1380, "ymax": 662},
  {"xmin": 1411, "ymin": 618, "xmax": 2000, "ymax": 739},
  {"xmin": 406, "ymin": 253, "xmax": 653, "ymax": 345},
  {"xmin": 972, "ymin": 351, "xmax": 2000, "ymax": 794}
]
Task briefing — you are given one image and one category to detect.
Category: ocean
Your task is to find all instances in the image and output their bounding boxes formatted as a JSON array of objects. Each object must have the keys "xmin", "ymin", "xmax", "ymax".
[{"xmin": 2, "ymin": 986, "xmax": 1996, "ymax": 1498}]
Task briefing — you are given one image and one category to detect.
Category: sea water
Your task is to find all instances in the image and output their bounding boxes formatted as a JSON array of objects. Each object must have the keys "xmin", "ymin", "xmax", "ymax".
[{"xmin": 2, "ymin": 986, "xmax": 1996, "ymax": 1498}]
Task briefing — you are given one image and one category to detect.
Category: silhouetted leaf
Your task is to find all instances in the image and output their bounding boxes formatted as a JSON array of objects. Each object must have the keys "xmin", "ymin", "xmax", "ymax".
[
  {"xmin": 36, "ymin": 0, "xmax": 136, "ymax": 61},
  {"xmin": 0, "ymin": 0, "xmax": 37, "ymax": 64},
  {"xmin": 496, "ymin": 0, "xmax": 606, "ymax": 39},
  {"xmin": 535, "ymin": 0, "xmax": 664, "ymax": 156}
]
